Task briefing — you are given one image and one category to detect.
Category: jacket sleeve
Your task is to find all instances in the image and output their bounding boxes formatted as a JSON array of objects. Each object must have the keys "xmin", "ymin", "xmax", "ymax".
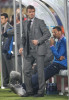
[
  {"xmin": 3, "ymin": 27, "xmax": 14, "ymax": 37},
  {"xmin": 38, "ymin": 20, "xmax": 51, "ymax": 44},
  {"xmin": 50, "ymin": 40, "xmax": 66, "ymax": 59}
]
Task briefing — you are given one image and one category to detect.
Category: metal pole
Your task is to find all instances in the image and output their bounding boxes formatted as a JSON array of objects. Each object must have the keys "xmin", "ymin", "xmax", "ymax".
[
  {"xmin": 0, "ymin": 3, "xmax": 3, "ymax": 89},
  {"xmin": 13, "ymin": 0, "xmax": 18, "ymax": 71},
  {"xmin": 64, "ymin": 0, "xmax": 69, "ymax": 97},
  {"xmin": 19, "ymin": 0, "xmax": 24, "ymax": 83}
]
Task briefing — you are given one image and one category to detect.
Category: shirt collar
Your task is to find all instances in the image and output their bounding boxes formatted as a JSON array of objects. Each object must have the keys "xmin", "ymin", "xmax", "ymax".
[
  {"xmin": 3, "ymin": 22, "xmax": 8, "ymax": 27},
  {"xmin": 59, "ymin": 34, "xmax": 64, "ymax": 41},
  {"xmin": 28, "ymin": 17, "xmax": 35, "ymax": 22}
]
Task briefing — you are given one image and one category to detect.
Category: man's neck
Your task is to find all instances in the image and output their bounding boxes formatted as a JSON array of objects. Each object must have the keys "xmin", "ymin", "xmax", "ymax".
[{"xmin": 16, "ymin": 20, "xmax": 20, "ymax": 24}]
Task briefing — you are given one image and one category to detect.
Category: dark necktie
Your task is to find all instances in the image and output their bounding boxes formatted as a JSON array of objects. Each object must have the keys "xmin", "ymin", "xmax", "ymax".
[
  {"xmin": 27, "ymin": 20, "xmax": 31, "ymax": 55},
  {"xmin": 2, "ymin": 27, "xmax": 4, "ymax": 34}
]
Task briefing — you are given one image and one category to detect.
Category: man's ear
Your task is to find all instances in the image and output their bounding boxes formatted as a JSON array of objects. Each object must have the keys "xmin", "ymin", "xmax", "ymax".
[
  {"xmin": 59, "ymin": 31, "xmax": 62, "ymax": 34},
  {"xmin": 6, "ymin": 18, "xmax": 8, "ymax": 22}
]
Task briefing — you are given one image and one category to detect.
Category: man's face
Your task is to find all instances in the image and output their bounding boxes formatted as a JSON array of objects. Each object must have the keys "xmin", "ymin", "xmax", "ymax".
[
  {"xmin": 52, "ymin": 29, "xmax": 60, "ymax": 39},
  {"xmin": 27, "ymin": 9, "xmax": 35, "ymax": 19},
  {"xmin": 1, "ymin": 16, "xmax": 8, "ymax": 25}
]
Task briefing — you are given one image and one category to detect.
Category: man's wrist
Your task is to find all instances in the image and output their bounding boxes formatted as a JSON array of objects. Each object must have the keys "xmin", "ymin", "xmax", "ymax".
[{"xmin": 38, "ymin": 40, "xmax": 40, "ymax": 45}]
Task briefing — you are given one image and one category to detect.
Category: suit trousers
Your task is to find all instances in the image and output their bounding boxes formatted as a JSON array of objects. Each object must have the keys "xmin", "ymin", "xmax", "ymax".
[
  {"xmin": 44, "ymin": 62, "xmax": 67, "ymax": 81},
  {"xmin": 2, "ymin": 53, "xmax": 15, "ymax": 86},
  {"xmin": 23, "ymin": 52, "xmax": 45, "ymax": 94}
]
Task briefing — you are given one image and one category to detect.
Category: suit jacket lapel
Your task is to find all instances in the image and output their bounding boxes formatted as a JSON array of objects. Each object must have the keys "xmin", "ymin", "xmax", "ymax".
[
  {"xmin": 24, "ymin": 20, "xmax": 28, "ymax": 36},
  {"xmin": 5, "ymin": 22, "xmax": 9, "ymax": 32},
  {"xmin": 31, "ymin": 17, "xmax": 37, "ymax": 36}
]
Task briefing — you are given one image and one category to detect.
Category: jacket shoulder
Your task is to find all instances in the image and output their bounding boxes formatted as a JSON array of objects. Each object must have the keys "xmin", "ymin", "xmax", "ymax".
[
  {"xmin": 61, "ymin": 37, "xmax": 66, "ymax": 42},
  {"xmin": 35, "ymin": 17, "xmax": 44, "ymax": 22},
  {"xmin": 61, "ymin": 37, "xmax": 66, "ymax": 46},
  {"xmin": 7, "ymin": 22, "xmax": 13, "ymax": 28}
]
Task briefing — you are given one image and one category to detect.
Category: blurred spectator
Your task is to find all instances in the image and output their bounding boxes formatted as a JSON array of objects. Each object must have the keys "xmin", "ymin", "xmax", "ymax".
[
  {"xmin": 6, "ymin": 12, "xmax": 22, "ymax": 74},
  {"xmin": 16, "ymin": 8, "xmax": 27, "ymax": 21},
  {"xmin": 1, "ymin": 13, "xmax": 14, "ymax": 88},
  {"xmin": 9, "ymin": 15, "xmax": 14, "ymax": 26}
]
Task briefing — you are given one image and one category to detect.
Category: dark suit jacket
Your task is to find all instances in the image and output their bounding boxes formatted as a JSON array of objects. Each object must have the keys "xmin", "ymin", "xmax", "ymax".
[
  {"xmin": 22, "ymin": 17, "xmax": 51, "ymax": 57},
  {"xmin": 1, "ymin": 22, "xmax": 12, "ymax": 50},
  {"xmin": 4, "ymin": 23, "xmax": 21, "ymax": 56}
]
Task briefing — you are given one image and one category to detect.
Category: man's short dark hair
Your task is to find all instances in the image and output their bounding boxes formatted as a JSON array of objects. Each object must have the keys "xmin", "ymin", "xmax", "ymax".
[
  {"xmin": 1, "ymin": 13, "xmax": 8, "ymax": 19},
  {"xmin": 53, "ymin": 26, "xmax": 61, "ymax": 31},
  {"xmin": 26, "ymin": 5, "xmax": 35, "ymax": 12}
]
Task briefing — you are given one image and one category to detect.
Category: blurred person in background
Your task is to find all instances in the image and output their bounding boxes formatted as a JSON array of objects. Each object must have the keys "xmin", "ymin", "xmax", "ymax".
[
  {"xmin": 16, "ymin": 8, "xmax": 27, "ymax": 21},
  {"xmin": 1, "ymin": 13, "xmax": 14, "ymax": 88},
  {"xmin": 4, "ymin": 12, "xmax": 22, "ymax": 74},
  {"xmin": 9, "ymin": 15, "xmax": 14, "ymax": 26},
  {"xmin": 6, "ymin": 12, "xmax": 22, "ymax": 75}
]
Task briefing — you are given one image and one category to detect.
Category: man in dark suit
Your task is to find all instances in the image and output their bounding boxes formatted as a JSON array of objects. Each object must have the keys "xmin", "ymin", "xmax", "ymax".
[
  {"xmin": 19, "ymin": 5, "xmax": 51, "ymax": 97},
  {"xmin": 7, "ymin": 13, "xmax": 22, "ymax": 73},
  {"xmin": 2, "ymin": 12, "xmax": 23, "ymax": 76},
  {"xmin": 1, "ymin": 13, "xmax": 14, "ymax": 88}
]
